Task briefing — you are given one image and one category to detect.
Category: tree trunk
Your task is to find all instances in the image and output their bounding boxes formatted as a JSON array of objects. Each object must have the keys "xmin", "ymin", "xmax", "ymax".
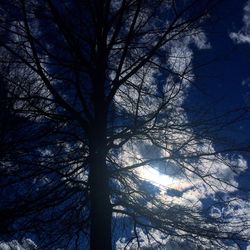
[
  {"xmin": 89, "ymin": 94, "xmax": 112, "ymax": 250},
  {"xmin": 89, "ymin": 3, "xmax": 111, "ymax": 245},
  {"xmin": 89, "ymin": 144, "xmax": 112, "ymax": 250}
]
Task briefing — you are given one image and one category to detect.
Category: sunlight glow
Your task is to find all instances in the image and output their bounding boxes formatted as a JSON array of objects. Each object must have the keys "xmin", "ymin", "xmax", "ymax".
[
  {"xmin": 137, "ymin": 166, "xmax": 193, "ymax": 195},
  {"xmin": 139, "ymin": 166, "xmax": 176, "ymax": 188}
]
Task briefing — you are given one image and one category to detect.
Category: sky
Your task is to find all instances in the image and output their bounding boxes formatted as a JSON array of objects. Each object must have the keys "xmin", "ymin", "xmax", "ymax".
[
  {"xmin": 130, "ymin": 1, "xmax": 250, "ymax": 248},
  {"xmin": 191, "ymin": 0, "xmax": 250, "ymax": 186},
  {"xmin": 192, "ymin": 0, "xmax": 250, "ymax": 111},
  {"xmin": 188, "ymin": 1, "xmax": 250, "ymax": 247},
  {"xmin": 139, "ymin": 0, "xmax": 250, "ymax": 190},
  {"xmin": 1, "ymin": 0, "xmax": 250, "ymax": 249}
]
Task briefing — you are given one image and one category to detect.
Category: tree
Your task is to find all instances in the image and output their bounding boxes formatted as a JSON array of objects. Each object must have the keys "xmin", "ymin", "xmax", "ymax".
[{"xmin": 0, "ymin": 0, "xmax": 249, "ymax": 249}]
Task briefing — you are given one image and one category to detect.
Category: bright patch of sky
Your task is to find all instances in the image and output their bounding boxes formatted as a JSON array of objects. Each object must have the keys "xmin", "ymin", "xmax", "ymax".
[
  {"xmin": 0, "ymin": 239, "xmax": 37, "ymax": 250},
  {"xmin": 115, "ymin": 3, "xmax": 250, "ymax": 247}
]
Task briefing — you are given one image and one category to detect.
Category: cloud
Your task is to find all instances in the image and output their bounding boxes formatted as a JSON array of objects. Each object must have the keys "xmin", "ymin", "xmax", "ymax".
[
  {"xmin": 242, "ymin": 77, "xmax": 250, "ymax": 86},
  {"xmin": 167, "ymin": 29, "xmax": 210, "ymax": 79},
  {"xmin": 230, "ymin": 0, "xmax": 250, "ymax": 44},
  {"xmin": 113, "ymin": 26, "xmax": 249, "ymax": 248},
  {"xmin": 114, "ymin": 28, "xmax": 248, "ymax": 208},
  {"xmin": 0, "ymin": 239, "xmax": 37, "ymax": 250}
]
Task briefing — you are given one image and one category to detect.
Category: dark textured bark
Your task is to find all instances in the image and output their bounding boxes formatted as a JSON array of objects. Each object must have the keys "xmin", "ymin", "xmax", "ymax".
[
  {"xmin": 89, "ymin": 25, "xmax": 111, "ymax": 247},
  {"xmin": 89, "ymin": 110, "xmax": 112, "ymax": 250},
  {"xmin": 89, "ymin": 145, "xmax": 112, "ymax": 250}
]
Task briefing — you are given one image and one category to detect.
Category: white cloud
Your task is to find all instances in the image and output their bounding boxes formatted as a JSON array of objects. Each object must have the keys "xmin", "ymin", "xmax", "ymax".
[
  {"xmin": 113, "ymin": 25, "xmax": 249, "ymax": 248},
  {"xmin": 0, "ymin": 239, "xmax": 37, "ymax": 250},
  {"xmin": 230, "ymin": 1, "xmax": 250, "ymax": 44},
  {"xmin": 241, "ymin": 77, "xmax": 250, "ymax": 105},
  {"xmin": 242, "ymin": 77, "xmax": 250, "ymax": 86}
]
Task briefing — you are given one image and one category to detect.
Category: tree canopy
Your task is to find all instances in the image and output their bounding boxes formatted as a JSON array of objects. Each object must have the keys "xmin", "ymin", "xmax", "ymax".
[{"xmin": 0, "ymin": 0, "xmax": 250, "ymax": 249}]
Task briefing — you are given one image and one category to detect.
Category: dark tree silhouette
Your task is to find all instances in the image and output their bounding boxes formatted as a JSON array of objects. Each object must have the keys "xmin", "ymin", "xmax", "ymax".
[{"xmin": 0, "ymin": 0, "xmax": 250, "ymax": 249}]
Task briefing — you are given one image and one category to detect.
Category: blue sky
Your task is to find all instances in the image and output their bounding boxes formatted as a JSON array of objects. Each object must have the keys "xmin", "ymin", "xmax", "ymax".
[
  {"xmin": 113, "ymin": 0, "xmax": 250, "ymax": 244},
  {"xmin": 190, "ymin": 0, "xmax": 250, "ymax": 189},
  {"xmin": 196, "ymin": 0, "xmax": 250, "ymax": 103},
  {"xmin": 1, "ymin": 1, "xmax": 250, "ymax": 249},
  {"xmin": 132, "ymin": 1, "xmax": 250, "ymax": 248}
]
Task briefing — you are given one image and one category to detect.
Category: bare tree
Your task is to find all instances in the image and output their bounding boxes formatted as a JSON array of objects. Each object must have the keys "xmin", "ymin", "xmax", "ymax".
[{"xmin": 0, "ymin": 0, "xmax": 249, "ymax": 249}]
